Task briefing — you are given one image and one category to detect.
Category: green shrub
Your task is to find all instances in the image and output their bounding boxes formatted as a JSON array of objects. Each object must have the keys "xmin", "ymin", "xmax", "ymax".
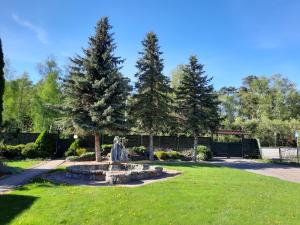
[
  {"xmin": 76, "ymin": 147, "xmax": 87, "ymax": 156},
  {"xmin": 131, "ymin": 146, "xmax": 146, "ymax": 155},
  {"xmin": 101, "ymin": 144, "xmax": 113, "ymax": 156},
  {"xmin": 66, "ymin": 152, "xmax": 95, "ymax": 162},
  {"xmin": 168, "ymin": 151, "xmax": 182, "ymax": 159},
  {"xmin": 0, "ymin": 144, "xmax": 24, "ymax": 159},
  {"xmin": 65, "ymin": 139, "xmax": 80, "ymax": 157},
  {"xmin": 21, "ymin": 143, "xmax": 38, "ymax": 158},
  {"xmin": 154, "ymin": 151, "xmax": 168, "ymax": 160},
  {"xmin": 197, "ymin": 145, "xmax": 213, "ymax": 161},
  {"xmin": 35, "ymin": 130, "xmax": 56, "ymax": 158}
]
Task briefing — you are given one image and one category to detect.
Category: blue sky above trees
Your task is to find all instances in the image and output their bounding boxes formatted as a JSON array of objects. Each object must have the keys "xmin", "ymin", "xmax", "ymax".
[{"xmin": 1, "ymin": 0, "xmax": 300, "ymax": 88}]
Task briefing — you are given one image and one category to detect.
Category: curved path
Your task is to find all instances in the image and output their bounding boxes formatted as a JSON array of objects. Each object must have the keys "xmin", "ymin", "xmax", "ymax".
[
  {"xmin": 209, "ymin": 158, "xmax": 300, "ymax": 183},
  {"xmin": 0, "ymin": 160, "xmax": 64, "ymax": 193}
]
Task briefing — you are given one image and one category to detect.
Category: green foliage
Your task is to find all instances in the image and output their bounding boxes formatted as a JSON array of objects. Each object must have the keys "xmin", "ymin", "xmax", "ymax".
[
  {"xmin": 176, "ymin": 55, "xmax": 220, "ymax": 136},
  {"xmin": 101, "ymin": 144, "xmax": 113, "ymax": 155},
  {"xmin": 2, "ymin": 73, "xmax": 33, "ymax": 131},
  {"xmin": 154, "ymin": 150, "xmax": 182, "ymax": 160},
  {"xmin": 34, "ymin": 130, "xmax": 55, "ymax": 158},
  {"xmin": 21, "ymin": 143, "xmax": 38, "ymax": 158},
  {"xmin": 66, "ymin": 152, "xmax": 95, "ymax": 162},
  {"xmin": 76, "ymin": 147, "xmax": 87, "ymax": 156},
  {"xmin": 65, "ymin": 139, "xmax": 80, "ymax": 157},
  {"xmin": 31, "ymin": 57, "xmax": 62, "ymax": 132},
  {"xmin": 0, "ymin": 38, "xmax": 4, "ymax": 125},
  {"xmin": 61, "ymin": 17, "xmax": 131, "ymax": 135},
  {"xmin": 0, "ymin": 144, "xmax": 24, "ymax": 159},
  {"xmin": 131, "ymin": 32, "xmax": 173, "ymax": 134},
  {"xmin": 154, "ymin": 151, "xmax": 168, "ymax": 160},
  {"xmin": 197, "ymin": 145, "xmax": 213, "ymax": 161},
  {"xmin": 130, "ymin": 146, "xmax": 146, "ymax": 155}
]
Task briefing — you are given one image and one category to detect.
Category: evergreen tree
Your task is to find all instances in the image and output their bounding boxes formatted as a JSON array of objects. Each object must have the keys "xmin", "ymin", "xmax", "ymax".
[
  {"xmin": 0, "ymin": 38, "xmax": 5, "ymax": 126},
  {"xmin": 176, "ymin": 55, "xmax": 220, "ymax": 161},
  {"xmin": 61, "ymin": 17, "xmax": 130, "ymax": 161},
  {"xmin": 131, "ymin": 32, "xmax": 173, "ymax": 160}
]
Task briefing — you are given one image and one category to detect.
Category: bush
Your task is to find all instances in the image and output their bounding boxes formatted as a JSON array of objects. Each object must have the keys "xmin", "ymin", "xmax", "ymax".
[
  {"xmin": 0, "ymin": 144, "xmax": 24, "ymax": 159},
  {"xmin": 21, "ymin": 143, "xmax": 39, "ymax": 158},
  {"xmin": 131, "ymin": 146, "xmax": 146, "ymax": 155},
  {"xmin": 154, "ymin": 151, "xmax": 168, "ymax": 160},
  {"xmin": 197, "ymin": 145, "xmax": 213, "ymax": 161},
  {"xmin": 66, "ymin": 152, "xmax": 95, "ymax": 162},
  {"xmin": 65, "ymin": 139, "xmax": 80, "ymax": 157},
  {"xmin": 168, "ymin": 151, "xmax": 182, "ymax": 159},
  {"xmin": 76, "ymin": 147, "xmax": 87, "ymax": 156},
  {"xmin": 35, "ymin": 130, "xmax": 56, "ymax": 158},
  {"xmin": 101, "ymin": 144, "xmax": 113, "ymax": 156}
]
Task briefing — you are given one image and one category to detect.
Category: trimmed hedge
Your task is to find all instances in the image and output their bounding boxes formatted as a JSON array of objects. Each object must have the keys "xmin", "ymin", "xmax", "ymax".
[
  {"xmin": 66, "ymin": 152, "xmax": 95, "ymax": 162},
  {"xmin": 35, "ymin": 130, "xmax": 56, "ymax": 158},
  {"xmin": 154, "ymin": 150, "xmax": 182, "ymax": 161}
]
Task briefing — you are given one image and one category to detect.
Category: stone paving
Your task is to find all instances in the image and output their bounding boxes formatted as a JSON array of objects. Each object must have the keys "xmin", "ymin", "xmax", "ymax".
[
  {"xmin": 209, "ymin": 158, "xmax": 300, "ymax": 183},
  {"xmin": 0, "ymin": 160, "xmax": 65, "ymax": 193}
]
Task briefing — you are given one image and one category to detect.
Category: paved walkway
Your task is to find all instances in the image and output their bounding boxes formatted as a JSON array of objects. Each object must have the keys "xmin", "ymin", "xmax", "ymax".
[
  {"xmin": 209, "ymin": 158, "xmax": 300, "ymax": 183},
  {"xmin": 0, "ymin": 160, "xmax": 64, "ymax": 193}
]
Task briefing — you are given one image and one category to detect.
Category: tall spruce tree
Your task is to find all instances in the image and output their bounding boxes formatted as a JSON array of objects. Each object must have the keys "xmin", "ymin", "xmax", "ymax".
[
  {"xmin": 62, "ymin": 17, "xmax": 130, "ymax": 161},
  {"xmin": 0, "ymin": 38, "xmax": 5, "ymax": 126},
  {"xmin": 131, "ymin": 32, "xmax": 172, "ymax": 160},
  {"xmin": 176, "ymin": 55, "xmax": 220, "ymax": 161}
]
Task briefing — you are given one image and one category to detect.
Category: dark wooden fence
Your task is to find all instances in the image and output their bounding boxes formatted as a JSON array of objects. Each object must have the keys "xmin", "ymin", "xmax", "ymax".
[{"xmin": 0, "ymin": 132, "xmax": 260, "ymax": 158}]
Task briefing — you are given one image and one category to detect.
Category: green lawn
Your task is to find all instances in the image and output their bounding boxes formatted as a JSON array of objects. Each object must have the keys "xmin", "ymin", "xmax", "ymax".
[
  {"xmin": 1, "ymin": 162, "xmax": 300, "ymax": 225},
  {"xmin": 0, "ymin": 159, "xmax": 41, "ymax": 174}
]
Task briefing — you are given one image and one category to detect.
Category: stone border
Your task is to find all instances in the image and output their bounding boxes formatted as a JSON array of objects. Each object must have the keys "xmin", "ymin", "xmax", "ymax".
[{"xmin": 42, "ymin": 169, "xmax": 181, "ymax": 187}]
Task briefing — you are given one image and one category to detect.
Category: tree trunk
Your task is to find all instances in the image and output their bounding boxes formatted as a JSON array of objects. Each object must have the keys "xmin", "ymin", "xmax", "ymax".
[
  {"xmin": 149, "ymin": 133, "xmax": 154, "ymax": 160},
  {"xmin": 95, "ymin": 132, "xmax": 101, "ymax": 162},
  {"xmin": 193, "ymin": 134, "xmax": 198, "ymax": 162}
]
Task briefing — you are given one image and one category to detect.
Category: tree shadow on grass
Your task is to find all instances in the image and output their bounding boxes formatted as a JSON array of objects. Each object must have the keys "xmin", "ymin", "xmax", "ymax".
[{"xmin": 0, "ymin": 194, "xmax": 38, "ymax": 224}]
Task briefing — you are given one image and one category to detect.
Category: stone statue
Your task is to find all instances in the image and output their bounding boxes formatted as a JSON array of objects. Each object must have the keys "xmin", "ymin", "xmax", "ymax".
[
  {"xmin": 111, "ymin": 136, "xmax": 122, "ymax": 162},
  {"xmin": 110, "ymin": 136, "xmax": 129, "ymax": 162},
  {"xmin": 120, "ymin": 138, "xmax": 128, "ymax": 162}
]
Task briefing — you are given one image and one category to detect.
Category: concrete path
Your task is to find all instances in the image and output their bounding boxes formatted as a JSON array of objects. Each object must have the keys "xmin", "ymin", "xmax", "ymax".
[
  {"xmin": 0, "ymin": 160, "xmax": 64, "ymax": 193},
  {"xmin": 209, "ymin": 158, "xmax": 300, "ymax": 183}
]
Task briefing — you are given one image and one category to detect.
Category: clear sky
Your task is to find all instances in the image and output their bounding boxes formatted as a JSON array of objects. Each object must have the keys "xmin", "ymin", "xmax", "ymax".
[{"xmin": 1, "ymin": 0, "xmax": 300, "ymax": 89}]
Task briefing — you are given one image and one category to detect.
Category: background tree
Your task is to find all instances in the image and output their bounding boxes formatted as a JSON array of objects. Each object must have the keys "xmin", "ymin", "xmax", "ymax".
[
  {"xmin": 32, "ymin": 57, "xmax": 62, "ymax": 131},
  {"xmin": 130, "ymin": 32, "xmax": 173, "ymax": 160},
  {"xmin": 0, "ymin": 38, "xmax": 5, "ymax": 126},
  {"xmin": 61, "ymin": 17, "xmax": 130, "ymax": 161},
  {"xmin": 176, "ymin": 55, "xmax": 220, "ymax": 161}
]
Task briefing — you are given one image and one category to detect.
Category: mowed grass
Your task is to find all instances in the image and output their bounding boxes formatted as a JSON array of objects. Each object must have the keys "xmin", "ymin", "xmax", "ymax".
[
  {"xmin": 0, "ymin": 159, "xmax": 41, "ymax": 174},
  {"xmin": 1, "ymin": 162, "xmax": 300, "ymax": 225}
]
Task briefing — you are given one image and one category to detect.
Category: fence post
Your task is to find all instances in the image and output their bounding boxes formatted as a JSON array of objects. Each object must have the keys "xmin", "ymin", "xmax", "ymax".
[{"xmin": 279, "ymin": 147, "xmax": 282, "ymax": 162}]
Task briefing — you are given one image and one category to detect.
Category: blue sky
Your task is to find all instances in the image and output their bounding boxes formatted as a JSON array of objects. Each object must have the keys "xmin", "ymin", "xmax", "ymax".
[{"xmin": 1, "ymin": 0, "xmax": 300, "ymax": 89}]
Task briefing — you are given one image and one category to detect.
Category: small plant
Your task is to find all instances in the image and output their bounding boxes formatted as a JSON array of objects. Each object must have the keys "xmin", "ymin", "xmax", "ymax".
[
  {"xmin": 65, "ymin": 139, "xmax": 81, "ymax": 157},
  {"xmin": 197, "ymin": 145, "xmax": 213, "ymax": 161},
  {"xmin": 76, "ymin": 147, "xmax": 87, "ymax": 156}
]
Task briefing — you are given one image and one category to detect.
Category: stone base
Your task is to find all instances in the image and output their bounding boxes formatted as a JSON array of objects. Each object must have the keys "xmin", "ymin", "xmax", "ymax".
[{"xmin": 65, "ymin": 162, "xmax": 163, "ymax": 184}]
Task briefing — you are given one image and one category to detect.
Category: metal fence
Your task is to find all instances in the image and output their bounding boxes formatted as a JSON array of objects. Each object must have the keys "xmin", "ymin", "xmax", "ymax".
[
  {"xmin": 261, "ymin": 147, "xmax": 300, "ymax": 164},
  {"xmin": 0, "ymin": 132, "xmax": 260, "ymax": 158}
]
